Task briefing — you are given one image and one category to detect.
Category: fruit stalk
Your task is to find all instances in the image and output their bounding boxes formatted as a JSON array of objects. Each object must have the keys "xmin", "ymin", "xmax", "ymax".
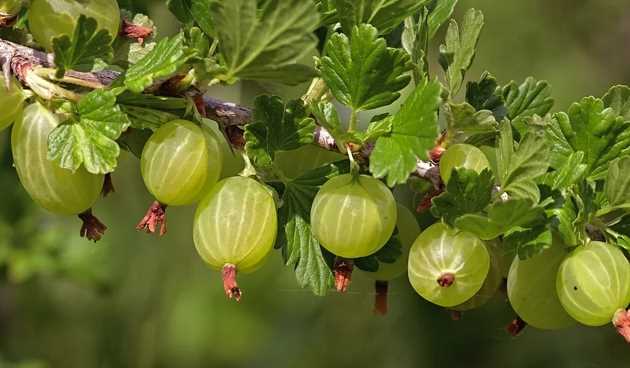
[
  {"xmin": 373, "ymin": 280, "xmax": 389, "ymax": 315},
  {"xmin": 221, "ymin": 264, "xmax": 242, "ymax": 302},
  {"xmin": 333, "ymin": 258, "xmax": 353, "ymax": 293},
  {"xmin": 102, "ymin": 173, "xmax": 115, "ymax": 197}
]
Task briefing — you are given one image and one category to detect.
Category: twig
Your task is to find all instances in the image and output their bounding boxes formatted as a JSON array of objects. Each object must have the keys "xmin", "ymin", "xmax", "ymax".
[{"xmin": 0, "ymin": 36, "xmax": 440, "ymax": 183}]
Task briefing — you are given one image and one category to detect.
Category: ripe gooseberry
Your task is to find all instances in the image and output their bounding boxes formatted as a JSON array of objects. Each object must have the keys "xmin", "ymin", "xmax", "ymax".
[
  {"xmin": 138, "ymin": 120, "xmax": 222, "ymax": 235},
  {"xmin": 11, "ymin": 102, "xmax": 106, "ymax": 240},
  {"xmin": 408, "ymin": 222, "xmax": 490, "ymax": 307},
  {"xmin": 507, "ymin": 245, "xmax": 576, "ymax": 330},
  {"xmin": 310, "ymin": 174, "xmax": 397, "ymax": 259},
  {"xmin": 452, "ymin": 242, "xmax": 506, "ymax": 312},
  {"xmin": 556, "ymin": 241, "xmax": 630, "ymax": 327},
  {"xmin": 364, "ymin": 204, "xmax": 420, "ymax": 315},
  {"xmin": 28, "ymin": 0, "xmax": 121, "ymax": 50},
  {"xmin": 0, "ymin": 74, "xmax": 25, "ymax": 132},
  {"xmin": 193, "ymin": 176, "xmax": 277, "ymax": 301},
  {"xmin": 439, "ymin": 143, "xmax": 490, "ymax": 184}
]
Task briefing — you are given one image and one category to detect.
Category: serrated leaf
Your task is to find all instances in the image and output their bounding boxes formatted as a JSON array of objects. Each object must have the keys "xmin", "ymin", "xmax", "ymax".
[
  {"xmin": 370, "ymin": 78, "xmax": 441, "ymax": 186},
  {"xmin": 428, "ymin": 0, "xmax": 458, "ymax": 39},
  {"xmin": 244, "ymin": 96, "xmax": 315, "ymax": 168},
  {"xmin": 465, "ymin": 72, "xmax": 507, "ymax": 120},
  {"xmin": 602, "ymin": 85, "xmax": 630, "ymax": 121},
  {"xmin": 124, "ymin": 33, "xmax": 195, "ymax": 93},
  {"xmin": 554, "ymin": 97, "xmax": 630, "ymax": 179},
  {"xmin": 431, "ymin": 168, "xmax": 493, "ymax": 226},
  {"xmin": 120, "ymin": 106, "xmax": 180, "ymax": 131},
  {"xmin": 315, "ymin": 0, "xmax": 338, "ymax": 26},
  {"xmin": 495, "ymin": 121, "xmax": 549, "ymax": 202},
  {"xmin": 455, "ymin": 199, "xmax": 545, "ymax": 240},
  {"xmin": 444, "ymin": 102, "xmax": 498, "ymax": 145},
  {"xmin": 355, "ymin": 234, "xmax": 402, "ymax": 272},
  {"xmin": 541, "ymin": 151, "xmax": 587, "ymax": 190},
  {"xmin": 402, "ymin": 11, "xmax": 428, "ymax": 83},
  {"xmin": 547, "ymin": 191, "xmax": 580, "ymax": 246},
  {"xmin": 190, "ymin": 0, "xmax": 215, "ymax": 37},
  {"xmin": 503, "ymin": 227, "xmax": 551, "ymax": 260},
  {"xmin": 279, "ymin": 162, "xmax": 349, "ymax": 295},
  {"xmin": 606, "ymin": 156, "xmax": 630, "ymax": 206},
  {"xmin": 502, "ymin": 77, "xmax": 553, "ymax": 120},
  {"xmin": 210, "ymin": 0, "xmax": 319, "ymax": 85},
  {"xmin": 167, "ymin": 0, "xmax": 194, "ymax": 24},
  {"xmin": 438, "ymin": 8, "xmax": 484, "ymax": 95},
  {"xmin": 52, "ymin": 15, "xmax": 113, "ymax": 78},
  {"xmin": 333, "ymin": 0, "xmax": 428, "ymax": 35},
  {"xmin": 320, "ymin": 24, "xmax": 412, "ymax": 111},
  {"xmin": 48, "ymin": 90, "xmax": 130, "ymax": 174}
]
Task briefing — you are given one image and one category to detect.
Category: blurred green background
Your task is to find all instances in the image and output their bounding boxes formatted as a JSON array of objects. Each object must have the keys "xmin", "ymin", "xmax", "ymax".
[{"xmin": 1, "ymin": 1, "xmax": 630, "ymax": 367}]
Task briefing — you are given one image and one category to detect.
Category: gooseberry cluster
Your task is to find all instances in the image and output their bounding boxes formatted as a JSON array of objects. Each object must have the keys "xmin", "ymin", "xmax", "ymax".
[{"xmin": 0, "ymin": 0, "xmax": 629, "ymax": 346}]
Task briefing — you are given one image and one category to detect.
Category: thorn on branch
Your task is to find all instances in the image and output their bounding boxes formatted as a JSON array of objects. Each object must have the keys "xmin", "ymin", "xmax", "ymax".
[
  {"xmin": 333, "ymin": 257, "xmax": 353, "ymax": 293},
  {"xmin": 222, "ymin": 263, "xmax": 242, "ymax": 302},
  {"xmin": 136, "ymin": 201, "xmax": 168, "ymax": 236},
  {"xmin": 78, "ymin": 209, "xmax": 107, "ymax": 242}
]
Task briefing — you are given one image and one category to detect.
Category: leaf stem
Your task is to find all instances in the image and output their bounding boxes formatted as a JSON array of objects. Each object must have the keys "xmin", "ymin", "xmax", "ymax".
[{"xmin": 348, "ymin": 109, "xmax": 358, "ymax": 132}]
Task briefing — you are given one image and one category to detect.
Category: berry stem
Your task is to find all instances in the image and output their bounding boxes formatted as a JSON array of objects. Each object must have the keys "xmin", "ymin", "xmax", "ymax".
[
  {"xmin": 136, "ymin": 201, "xmax": 168, "ymax": 236},
  {"xmin": 102, "ymin": 173, "xmax": 115, "ymax": 197},
  {"xmin": 506, "ymin": 316, "xmax": 527, "ymax": 337},
  {"xmin": 613, "ymin": 309, "xmax": 630, "ymax": 344},
  {"xmin": 333, "ymin": 257, "xmax": 353, "ymax": 293},
  {"xmin": 222, "ymin": 264, "xmax": 242, "ymax": 302},
  {"xmin": 373, "ymin": 280, "xmax": 389, "ymax": 315},
  {"xmin": 78, "ymin": 209, "xmax": 107, "ymax": 242},
  {"xmin": 449, "ymin": 310, "xmax": 462, "ymax": 321}
]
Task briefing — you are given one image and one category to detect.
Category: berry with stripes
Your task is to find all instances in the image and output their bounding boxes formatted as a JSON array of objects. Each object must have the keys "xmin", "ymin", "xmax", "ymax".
[
  {"xmin": 193, "ymin": 176, "xmax": 277, "ymax": 301},
  {"xmin": 310, "ymin": 174, "xmax": 397, "ymax": 259},
  {"xmin": 11, "ymin": 102, "xmax": 106, "ymax": 240},
  {"xmin": 407, "ymin": 223, "xmax": 490, "ymax": 307},
  {"xmin": 137, "ymin": 120, "xmax": 222, "ymax": 236}
]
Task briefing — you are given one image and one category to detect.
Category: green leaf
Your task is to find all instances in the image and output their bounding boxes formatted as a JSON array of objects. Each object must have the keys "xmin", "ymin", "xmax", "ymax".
[
  {"xmin": 554, "ymin": 97, "xmax": 630, "ymax": 179},
  {"xmin": 369, "ymin": 78, "xmax": 441, "ymax": 186},
  {"xmin": 355, "ymin": 234, "xmax": 403, "ymax": 272},
  {"xmin": 167, "ymin": 0, "xmax": 194, "ymax": 24},
  {"xmin": 190, "ymin": 0, "xmax": 215, "ymax": 37},
  {"xmin": 210, "ymin": 0, "xmax": 319, "ymax": 85},
  {"xmin": 606, "ymin": 156, "xmax": 630, "ymax": 206},
  {"xmin": 244, "ymin": 96, "xmax": 316, "ymax": 168},
  {"xmin": 438, "ymin": 8, "xmax": 484, "ymax": 95},
  {"xmin": 359, "ymin": 117, "xmax": 393, "ymax": 143},
  {"xmin": 465, "ymin": 72, "xmax": 507, "ymax": 120},
  {"xmin": 502, "ymin": 77, "xmax": 553, "ymax": 120},
  {"xmin": 547, "ymin": 191, "xmax": 580, "ymax": 247},
  {"xmin": 279, "ymin": 163, "xmax": 349, "ymax": 295},
  {"xmin": 542, "ymin": 151, "xmax": 587, "ymax": 191},
  {"xmin": 428, "ymin": 0, "xmax": 458, "ymax": 39},
  {"xmin": 495, "ymin": 121, "xmax": 550, "ymax": 202},
  {"xmin": 444, "ymin": 102, "xmax": 498, "ymax": 145},
  {"xmin": 333, "ymin": 0, "xmax": 428, "ymax": 35},
  {"xmin": 602, "ymin": 85, "xmax": 630, "ymax": 121},
  {"xmin": 48, "ymin": 90, "xmax": 130, "ymax": 174},
  {"xmin": 124, "ymin": 33, "xmax": 196, "ymax": 93},
  {"xmin": 52, "ymin": 15, "xmax": 113, "ymax": 78},
  {"xmin": 431, "ymin": 168, "xmax": 494, "ymax": 226},
  {"xmin": 503, "ymin": 227, "xmax": 551, "ymax": 260},
  {"xmin": 401, "ymin": 11, "xmax": 428, "ymax": 83},
  {"xmin": 320, "ymin": 24, "xmax": 412, "ymax": 111},
  {"xmin": 117, "ymin": 128, "xmax": 152, "ymax": 158},
  {"xmin": 120, "ymin": 106, "xmax": 180, "ymax": 131},
  {"xmin": 455, "ymin": 199, "xmax": 545, "ymax": 240},
  {"xmin": 315, "ymin": 0, "xmax": 338, "ymax": 26}
]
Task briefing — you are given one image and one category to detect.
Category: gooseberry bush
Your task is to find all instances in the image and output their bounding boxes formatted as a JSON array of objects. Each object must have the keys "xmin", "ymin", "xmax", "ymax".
[{"xmin": 0, "ymin": 0, "xmax": 629, "ymax": 344}]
